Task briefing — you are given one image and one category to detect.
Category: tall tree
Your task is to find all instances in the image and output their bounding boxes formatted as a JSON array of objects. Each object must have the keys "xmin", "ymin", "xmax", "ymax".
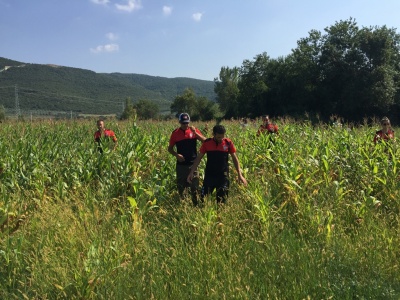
[
  {"xmin": 317, "ymin": 18, "xmax": 364, "ymax": 118},
  {"xmin": 170, "ymin": 88, "xmax": 197, "ymax": 117},
  {"xmin": 120, "ymin": 97, "xmax": 136, "ymax": 121},
  {"xmin": 316, "ymin": 19, "xmax": 400, "ymax": 119},
  {"xmin": 171, "ymin": 88, "xmax": 221, "ymax": 121},
  {"xmin": 214, "ymin": 67, "xmax": 240, "ymax": 118},
  {"xmin": 289, "ymin": 29, "xmax": 322, "ymax": 114},
  {"xmin": 237, "ymin": 53, "xmax": 270, "ymax": 117},
  {"xmin": 194, "ymin": 96, "xmax": 222, "ymax": 121},
  {"xmin": 133, "ymin": 99, "xmax": 160, "ymax": 120},
  {"xmin": 357, "ymin": 25, "xmax": 400, "ymax": 116}
]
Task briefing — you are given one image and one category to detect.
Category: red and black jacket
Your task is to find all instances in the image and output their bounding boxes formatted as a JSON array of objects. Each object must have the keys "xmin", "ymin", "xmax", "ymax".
[
  {"xmin": 199, "ymin": 137, "xmax": 236, "ymax": 178},
  {"xmin": 169, "ymin": 127, "xmax": 202, "ymax": 165}
]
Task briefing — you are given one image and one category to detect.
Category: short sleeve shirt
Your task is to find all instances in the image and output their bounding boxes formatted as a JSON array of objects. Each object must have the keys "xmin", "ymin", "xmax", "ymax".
[
  {"xmin": 169, "ymin": 127, "xmax": 203, "ymax": 165},
  {"xmin": 94, "ymin": 129, "xmax": 117, "ymax": 143},
  {"xmin": 200, "ymin": 138, "xmax": 236, "ymax": 178},
  {"xmin": 258, "ymin": 123, "xmax": 278, "ymax": 135}
]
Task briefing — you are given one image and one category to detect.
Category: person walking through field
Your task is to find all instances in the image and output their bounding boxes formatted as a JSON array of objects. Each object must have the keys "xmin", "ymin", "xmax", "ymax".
[
  {"xmin": 168, "ymin": 113, "xmax": 206, "ymax": 205},
  {"xmin": 187, "ymin": 124, "xmax": 247, "ymax": 205},
  {"xmin": 257, "ymin": 115, "xmax": 279, "ymax": 136},
  {"xmin": 374, "ymin": 117, "xmax": 394, "ymax": 144},
  {"xmin": 94, "ymin": 119, "xmax": 118, "ymax": 153}
]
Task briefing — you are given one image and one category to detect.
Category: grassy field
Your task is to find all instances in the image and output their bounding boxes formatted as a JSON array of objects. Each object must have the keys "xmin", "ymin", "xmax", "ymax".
[{"xmin": 0, "ymin": 118, "xmax": 399, "ymax": 299}]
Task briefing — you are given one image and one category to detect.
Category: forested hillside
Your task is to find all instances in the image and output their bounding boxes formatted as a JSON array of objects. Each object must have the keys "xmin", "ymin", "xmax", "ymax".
[{"xmin": 0, "ymin": 57, "xmax": 215, "ymax": 116}]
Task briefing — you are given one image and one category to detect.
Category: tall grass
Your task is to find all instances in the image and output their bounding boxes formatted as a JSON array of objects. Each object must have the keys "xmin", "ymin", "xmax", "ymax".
[{"xmin": 0, "ymin": 118, "xmax": 399, "ymax": 299}]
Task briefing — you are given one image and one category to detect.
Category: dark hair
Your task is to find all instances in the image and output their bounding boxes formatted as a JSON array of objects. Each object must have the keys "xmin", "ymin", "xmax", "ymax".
[{"xmin": 213, "ymin": 124, "xmax": 226, "ymax": 135}]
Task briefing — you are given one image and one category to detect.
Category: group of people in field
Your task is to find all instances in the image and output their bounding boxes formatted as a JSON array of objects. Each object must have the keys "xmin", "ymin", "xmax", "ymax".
[
  {"xmin": 94, "ymin": 114, "xmax": 394, "ymax": 207},
  {"xmin": 167, "ymin": 113, "xmax": 279, "ymax": 206},
  {"xmin": 168, "ymin": 113, "xmax": 249, "ymax": 206}
]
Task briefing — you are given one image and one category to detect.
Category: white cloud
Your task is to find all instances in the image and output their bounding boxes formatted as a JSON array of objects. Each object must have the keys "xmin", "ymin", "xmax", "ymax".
[
  {"xmin": 90, "ymin": 0, "xmax": 110, "ymax": 5},
  {"xmin": 90, "ymin": 44, "xmax": 119, "ymax": 53},
  {"xmin": 106, "ymin": 32, "xmax": 118, "ymax": 41},
  {"xmin": 192, "ymin": 12, "xmax": 203, "ymax": 22},
  {"xmin": 163, "ymin": 6, "xmax": 172, "ymax": 16},
  {"xmin": 115, "ymin": 0, "xmax": 142, "ymax": 12}
]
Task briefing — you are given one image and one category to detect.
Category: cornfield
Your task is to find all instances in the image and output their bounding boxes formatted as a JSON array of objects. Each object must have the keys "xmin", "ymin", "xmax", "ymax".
[{"xmin": 0, "ymin": 118, "xmax": 399, "ymax": 299}]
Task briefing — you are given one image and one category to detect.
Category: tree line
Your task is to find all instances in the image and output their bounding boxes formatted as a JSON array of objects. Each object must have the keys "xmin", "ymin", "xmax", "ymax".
[
  {"xmin": 214, "ymin": 18, "xmax": 400, "ymax": 123},
  {"xmin": 122, "ymin": 88, "xmax": 221, "ymax": 121}
]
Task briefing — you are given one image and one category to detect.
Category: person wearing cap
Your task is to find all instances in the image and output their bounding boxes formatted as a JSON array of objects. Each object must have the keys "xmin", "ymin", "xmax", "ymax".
[
  {"xmin": 374, "ymin": 117, "xmax": 395, "ymax": 144},
  {"xmin": 94, "ymin": 119, "xmax": 117, "ymax": 153},
  {"xmin": 187, "ymin": 124, "xmax": 247, "ymax": 205},
  {"xmin": 168, "ymin": 113, "xmax": 206, "ymax": 205},
  {"xmin": 257, "ymin": 115, "xmax": 279, "ymax": 136}
]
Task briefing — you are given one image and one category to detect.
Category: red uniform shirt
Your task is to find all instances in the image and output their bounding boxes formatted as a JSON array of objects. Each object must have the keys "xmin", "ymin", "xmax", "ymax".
[
  {"xmin": 374, "ymin": 129, "xmax": 394, "ymax": 144},
  {"xmin": 94, "ymin": 129, "xmax": 117, "ymax": 143},
  {"xmin": 257, "ymin": 123, "xmax": 279, "ymax": 135},
  {"xmin": 200, "ymin": 138, "xmax": 236, "ymax": 178},
  {"xmin": 169, "ymin": 127, "xmax": 203, "ymax": 165}
]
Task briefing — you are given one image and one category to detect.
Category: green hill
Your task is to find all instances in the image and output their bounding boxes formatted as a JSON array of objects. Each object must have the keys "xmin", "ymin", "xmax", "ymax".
[{"xmin": 0, "ymin": 57, "xmax": 215, "ymax": 117}]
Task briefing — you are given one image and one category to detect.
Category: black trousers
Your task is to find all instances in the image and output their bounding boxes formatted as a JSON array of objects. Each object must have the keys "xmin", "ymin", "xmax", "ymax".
[{"xmin": 201, "ymin": 176, "xmax": 230, "ymax": 204}]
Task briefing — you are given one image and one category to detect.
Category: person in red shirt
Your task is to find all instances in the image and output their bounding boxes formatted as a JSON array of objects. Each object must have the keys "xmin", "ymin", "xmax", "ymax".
[
  {"xmin": 94, "ymin": 119, "xmax": 117, "ymax": 153},
  {"xmin": 257, "ymin": 115, "xmax": 279, "ymax": 136},
  {"xmin": 374, "ymin": 117, "xmax": 395, "ymax": 144},
  {"xmin": 168, "ymin": 113, "xmax": 206, "ymax": 205},
  {"xmin": 187, "ymin": 124, "xmax": 247, "ymax": 205}
]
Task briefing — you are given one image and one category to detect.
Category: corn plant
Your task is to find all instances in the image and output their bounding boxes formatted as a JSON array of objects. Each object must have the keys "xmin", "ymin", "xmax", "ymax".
[{"xmin": 0, "ymin": 118, "xmax": 399, "ymax": 299}]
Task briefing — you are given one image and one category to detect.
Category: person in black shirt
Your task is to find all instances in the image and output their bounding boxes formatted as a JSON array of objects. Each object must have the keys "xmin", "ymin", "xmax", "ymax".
[
  {"xmin": 187, "ymin": 124, "xmax": 247, "ymax": 204},
  {"xmin": 168, "ymin": 113, "xmax": 206, "ymax": 205}
]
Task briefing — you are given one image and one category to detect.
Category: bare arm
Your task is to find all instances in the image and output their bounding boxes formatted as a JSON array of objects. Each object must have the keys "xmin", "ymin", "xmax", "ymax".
[
  {"xmin": 230, "ymin": 152, "xmax": 247, "ymax": 186},
  {"xmin": 168, "ymin": 145, "xmax": 185, "ymax": 162},
  {"xmin": 196, "ymin": 132, "xmax": 207, "ymax": 142},
  {"xmin": 167, "ymin": 144, "xmax": 176, "ymax": 156},
  {"xmin": 190, "ymin": 126, "xmax": 206, "ymax": 142},
  {"xmin": 187, "ymin": 152, "xmax": 205, "ymax": 183}
]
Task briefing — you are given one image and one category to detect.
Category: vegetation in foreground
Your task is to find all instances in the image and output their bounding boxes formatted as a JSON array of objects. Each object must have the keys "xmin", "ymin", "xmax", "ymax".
[{"xmin": 0, "ymin": 119, "xmax": 399, "ymax": 299}]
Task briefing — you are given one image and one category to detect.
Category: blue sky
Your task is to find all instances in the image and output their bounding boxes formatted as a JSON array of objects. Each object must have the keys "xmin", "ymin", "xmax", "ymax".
[{"xmin": 1, "ymin": 0, "xmax": 400, "ymax": 81}]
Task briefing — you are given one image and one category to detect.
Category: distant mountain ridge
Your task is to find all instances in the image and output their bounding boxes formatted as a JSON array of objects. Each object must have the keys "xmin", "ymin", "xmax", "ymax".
[{"xmin": 0, "ymin": 57, "xmax": 215, "ymax": 116}]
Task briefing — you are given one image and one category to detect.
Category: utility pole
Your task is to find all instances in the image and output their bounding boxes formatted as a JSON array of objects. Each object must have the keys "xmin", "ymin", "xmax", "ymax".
[{"xmin": 15, "ymin": 84, "xmax": 21, "ymax": 119}]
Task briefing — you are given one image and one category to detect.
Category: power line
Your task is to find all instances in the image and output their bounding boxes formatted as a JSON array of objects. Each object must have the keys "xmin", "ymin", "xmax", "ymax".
[{"xmin": 15, "ymin": 84, "xmax": 20, "ymax": 118}]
